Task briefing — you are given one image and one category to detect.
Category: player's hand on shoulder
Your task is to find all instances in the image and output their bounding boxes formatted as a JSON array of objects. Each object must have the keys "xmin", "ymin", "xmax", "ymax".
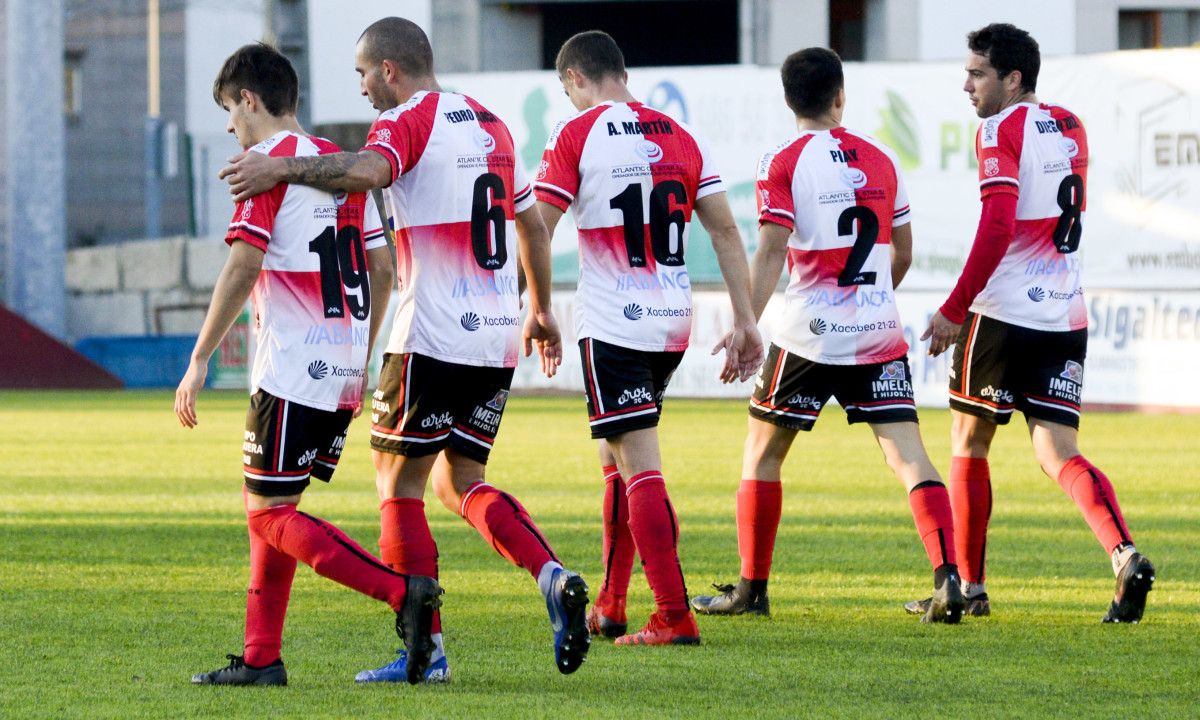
[
  {"xmin": 220, "ymin": 151, "xmax": 281, "ymax": 204},
  {"xmin": 920, "ymin": 311, "xmax": 960, "ymax": 357},
  {"xmin": 174, "ymin": 360, "xmax": 208, "ymax": 429},
  {"xmin": 523, "ymin": 310, "xmax": 563, "ymax": 378}
]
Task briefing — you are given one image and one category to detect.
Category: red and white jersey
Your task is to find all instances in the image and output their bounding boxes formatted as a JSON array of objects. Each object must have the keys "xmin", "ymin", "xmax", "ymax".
[
  {"xmin": 535, "ymin": 101, "xmax": 724, "ymax": 352},
  {"xmin": 226, "ymin": 131, "xmax": 386, "ymax": 412},
  {"xmin": 363, "ymin": 91, "xmax": 534, "ymax": 368},
  {"xmin": 972, "ymin": 102, "xmax": 1088, "ymax": 331},
  {"xmin": 756, "ymin": 128, "xmax": 911, "ymax": 365}
]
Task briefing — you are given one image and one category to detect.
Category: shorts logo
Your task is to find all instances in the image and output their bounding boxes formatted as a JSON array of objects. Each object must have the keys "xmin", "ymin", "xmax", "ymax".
[
  {"xmin": 1027, "ymin": 287, "xmax": 1046, "ymax": 302},
  {"xmin": 240, "ymin": 198, "xmax": 254, "ymax": 220},
  {"xmin": 297, "ymin": 448, "xmax": 317, "ymax": 466},
  {"xmin": 616, "ymin": 387, "xmax": 654, "ymax": 406},
  {"xmin": 375, "ymin": 128, "xmax": 392, "ymax": 143},
  {"xmin": 460, "ymin": 312, "xmax": 481, "ymax": 331},
  {"xmin": 635, "ymin": 140, "xmax": 664, "ymax": 163},
  {"xmin": 420, "ymin": 411, "xmax": 453, "ymax": 429},
  {"xmin": 474, "ymin": 128, "xmax": 496, "ymax": 154},
  {"xmin": 979, "ymin": 385, "xmax": 1014, "ymax": 404},
  {"xmin": 485, "ymin": 389, "xmax": 509, "ymax": 411},
  {"xmin": 984, "ymin": 157, "xmax": 1000, "ymax": 177},
  {"xmin": 842, "ymin": 167, "xmax": 867, "ymax": 189},
  {"xmin": 809, "ymin": 318, "xmax": 828, "ymax": 335},
  {"xmin": 879, "ymin": 360, "xmax": 906, "ymax": 381},
  {"xmin": 1061, "ymin": 360, "xmax": 1084, "ymax": 383},
  {"xmin": 623, "ymin": 303, "xmax": 644, "ymax": 321},
  {"xmin": 785, "ymin": 394, "xmax": 822, "ymax": 409},
  {"xmin": 307, "ymin": 360, "xmax": 329, "ymax": 380}
]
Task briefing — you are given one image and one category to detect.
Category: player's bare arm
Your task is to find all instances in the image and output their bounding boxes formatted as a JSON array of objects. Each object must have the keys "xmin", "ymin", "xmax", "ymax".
[
  {"xmin": 175, "ymin": 241, "xmax": 264, "ymax": 428},
  {"xmin": 695, "ymin": 192, "xmax": 765, "ymax": 383},
  {"xmin": 515, "ymin": 205, "xmax": 563, "ymax": 378},
  {"xmin": 748, "ymin": 222, "xmax": 790, "ymax": 321},
  {"xmin": 891, "ymin": 222, "xmax": 913, "ymax": 289},
  {"xmin": 220, "ymin": 150, "xmax": 392, "ymax": 203}
]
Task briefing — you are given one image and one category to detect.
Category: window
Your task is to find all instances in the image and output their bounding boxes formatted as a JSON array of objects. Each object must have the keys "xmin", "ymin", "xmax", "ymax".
[{"xmin": 829, "ymin": 0, "xmax": 866, "ymax": 61}]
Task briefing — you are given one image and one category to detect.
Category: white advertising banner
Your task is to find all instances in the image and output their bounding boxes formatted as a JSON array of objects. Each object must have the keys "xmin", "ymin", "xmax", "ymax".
[
  {"xmin": 509, "ymin": 289, "xmax": 1200, "ymax": 410},
  {"xmin": 418, "ymin": 50, "xmax": 1200, "ymax": 290}
]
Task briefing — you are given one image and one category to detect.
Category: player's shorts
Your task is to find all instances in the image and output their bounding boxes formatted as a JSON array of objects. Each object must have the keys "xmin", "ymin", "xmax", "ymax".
[
  {"xmin": 948, "ymin": 312, "xmax": 1087, "ymax": 429},
  {"xmin": 242, "ymin": 389, "xmax": 352, "ymax": 497},
  {"xmin": 369, "ymin": 352, "xmax": 515, "ymax": 464},
  {"xmin": 579, "ymin": 337, "xmax": 684, "ymax": 439},
  {"xmin": 749, "ymin": 344, "xmax": 918, "ymax": 431}
]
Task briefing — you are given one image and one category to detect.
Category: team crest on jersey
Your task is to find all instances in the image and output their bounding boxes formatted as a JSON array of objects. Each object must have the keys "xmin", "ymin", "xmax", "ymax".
[
  {"xmin": 474, "ymin": 128, "xmax": 497, "ymax": 154},
  {"xmin": 879, "ymin": 361, "xmax": 906, "ymax": 381},
  {"xmin": 842, "ymin": 167, "xmax": 868, "ymax": 189},
  {"xmin": 485, "ymin": 389, "xmax": 509, "ymax": 412},
  {"xmin": 536, "ymin": 159, "xmax": 549, "ymax": 180},
  {"xmin": 984, "ymin": 157, "xmax": 1000, "ymax": 177},
  {"xmin": 240, "ymin": 198, "xmax": 254, "ymax": 220},
  {"xmin": 333, "ymin": 191, "xmax": 348, "ymax": 206},
  {"xmin": 1060, "ymin": 137, "xmax": 1079, "ymax": 158},
  {"xmin": 759, "ymin": 188, "xmax": 770, "ymax": 206},
  {"xmin": 375, "ymin": 128, "xmax": 392, "ymax": 144},
  {"xmin": 1060, "ymin": 360, "xmax": 1084, "ymax": 383},
  {"xmin": 635, "ymin": 139, "xmax": 664, "ymax": 163}
]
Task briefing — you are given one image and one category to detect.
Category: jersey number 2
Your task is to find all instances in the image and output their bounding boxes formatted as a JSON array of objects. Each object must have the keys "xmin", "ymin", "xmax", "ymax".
[
  {"xmin": 309, "ymin": 226, "xmax": 370, "ymax": 320},
  {"xmin": 836, "ymin": 206, "xmax": 879, "ymax": 287},
  {"xmin": 609, "ymin": 181, "xmax": 688, "ymax": 267}
]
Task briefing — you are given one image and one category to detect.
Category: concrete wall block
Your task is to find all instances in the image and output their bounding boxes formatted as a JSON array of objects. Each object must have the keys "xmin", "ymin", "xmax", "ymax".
[
  {"xmin": 67, "ymin": 290, "xmax": 147, "ymax": 340},
  {"xmin": 186, "ymin": 237, "xmax": 228, "ymax": 290},
  {"xmin": 120, "ymin": 236, "xmax": 185, "ymax": 290},
  {"xmin": 66, "ymin": 245, "xmax": 120, "ymax": 291},
  {"xmin": 146, "ymin": 286, "xmax": 211, "ymax": 335}
]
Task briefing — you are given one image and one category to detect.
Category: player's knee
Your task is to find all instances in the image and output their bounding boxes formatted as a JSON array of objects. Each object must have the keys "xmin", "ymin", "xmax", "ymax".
[{"xmin": 951, "ymin": 414, "xmax": 994, "ymax": 456}]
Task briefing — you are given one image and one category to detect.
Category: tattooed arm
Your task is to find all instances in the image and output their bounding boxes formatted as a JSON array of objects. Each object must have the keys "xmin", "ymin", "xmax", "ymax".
[{"xmin": 219, "ymin": 150, "xmax": 393, "ymax": 203}]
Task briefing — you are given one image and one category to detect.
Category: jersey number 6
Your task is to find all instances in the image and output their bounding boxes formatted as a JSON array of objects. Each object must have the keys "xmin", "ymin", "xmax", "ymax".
[{"xmin": 471, "ymin": 173, "xmax": 508, "ymax": 270}]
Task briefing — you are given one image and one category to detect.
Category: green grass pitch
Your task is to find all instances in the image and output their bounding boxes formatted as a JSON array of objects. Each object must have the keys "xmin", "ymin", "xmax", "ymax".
[{"xmin": 1, "ymin": 390, "xmax": 1197, "ymax": 719}]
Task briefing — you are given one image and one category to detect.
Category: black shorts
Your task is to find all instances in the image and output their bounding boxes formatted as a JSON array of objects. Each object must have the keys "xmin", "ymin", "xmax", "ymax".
[
  {"xmin": 948, "ymin": 312, "xmax": 1087, "ymax": 428},
  {"xmin": 369, "ymin": 352, "xmax": 515, "ymax": 464},
  {"xmin": 243, "ymin": 389, "xmax": 352, "ymax": 497},
  {"xmin": 748, "ymin": 344, "xmax": 918, "ymax": 431},
  {"xmin": 579, "ymin": 337, "xmax": 684, "ymax": 439}
]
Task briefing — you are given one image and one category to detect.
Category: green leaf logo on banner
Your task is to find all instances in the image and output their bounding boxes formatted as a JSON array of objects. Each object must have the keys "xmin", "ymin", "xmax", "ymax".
[{"xmin": 875, "ymin": 90, "xmax": 920, "ymax": 170}]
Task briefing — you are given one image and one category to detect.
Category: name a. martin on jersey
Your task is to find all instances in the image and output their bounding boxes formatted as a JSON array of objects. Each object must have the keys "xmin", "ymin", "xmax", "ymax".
[
  {"xmin": 1048, "ymin": 360, "xmax": 1083, "ymax": 403},
  {"xmin": 605, "ymin": 119, "xmax": 674, "ymax": 136},
  {"xmin": 452, "ymin": 275, "xmax": 519, "ymax": 298},
  {"xmin": 614, "ymin": 269, "xmax": 690, "ymax": 292},
  {"xmin": 803, "ymin": 288, "xmax": 892, "ymax": 308}
]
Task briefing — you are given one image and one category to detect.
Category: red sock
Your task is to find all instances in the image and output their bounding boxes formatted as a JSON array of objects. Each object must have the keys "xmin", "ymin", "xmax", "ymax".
[
  {"xmin": 243, "ymin": 527, "xmax": 296, "ymax": 667},
  {"xmin": 1056, "ymin": 455, "xmax": 1133, "ymax": 553},
  {"xmin": 737, "ymin": 479, "xmax": 782, "ymax": 581},
  {"xmin": 380, "ymin": 497, "xmax": 442, "ymax": 634},
  {"xmin": 247, "ymin": 503, "xmax": 407, "ymax": 611},
  {"xmin": 600, "ymin": 464, "xmax": 636, "ymax": 599},
  {"xmin": 950, "ymin": 457, "xmax": 992, "ymax": 583},
  {"xmin": 907, "ymin": 481, "xmax": 958, "ymax": 570},
  {"xmin": 625, "ymin": 471, "xmax": 689, "ymax": 615},
  {"xmin": 459, "ymin": 482, "xmax": 557, "ymax": 578}
]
